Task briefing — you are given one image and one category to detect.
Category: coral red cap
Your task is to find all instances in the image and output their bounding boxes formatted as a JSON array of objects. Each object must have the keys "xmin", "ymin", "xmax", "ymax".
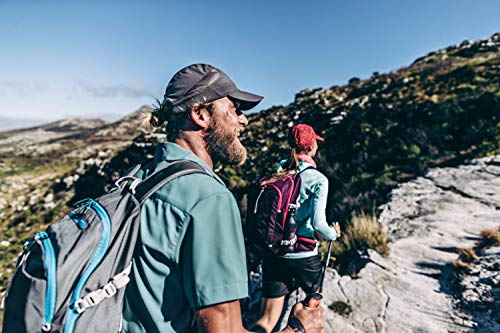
[{"xmin": 291, "ymin": 124, "xmax": 324, "ymax": 150}]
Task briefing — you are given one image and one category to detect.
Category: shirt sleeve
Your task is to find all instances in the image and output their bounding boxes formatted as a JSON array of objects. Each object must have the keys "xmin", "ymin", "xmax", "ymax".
[
  {"xmin": 309, "ymin": 175, "xmax": 338, "ymax": 241},
  {"xmin": 181, "ymin": 192, "xmax": 248, "ymax": 309}
]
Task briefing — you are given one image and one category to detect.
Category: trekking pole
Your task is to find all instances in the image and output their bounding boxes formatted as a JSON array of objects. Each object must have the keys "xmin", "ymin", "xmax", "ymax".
[
  {"xmin": 303, "ymin": 240, "xmax": 333, "ymax": 307},
  {"xmin": 320, "ymin": 239, "xmax": 333, "ymax": 293},
  {"xmin": 303, "ymin": 222, "xmax": 338, "ymax": 307}
]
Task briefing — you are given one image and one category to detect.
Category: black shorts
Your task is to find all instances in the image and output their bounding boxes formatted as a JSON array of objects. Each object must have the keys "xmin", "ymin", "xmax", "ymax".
[{"xmin": 261, "ymin": 253, "xmax": 322, "ymax": 298}]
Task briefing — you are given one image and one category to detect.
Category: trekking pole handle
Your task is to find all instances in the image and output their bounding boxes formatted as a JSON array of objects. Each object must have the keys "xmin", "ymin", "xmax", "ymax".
[{"xmin": 303, "ymin": 292, "xmax": 323, "ymax": 308}]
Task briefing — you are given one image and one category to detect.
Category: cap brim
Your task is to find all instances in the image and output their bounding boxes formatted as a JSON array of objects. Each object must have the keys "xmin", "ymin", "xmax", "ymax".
[
  {"xmin": 316, "ymin": 135, "xmax": 325, "ymax": 141},
  {"xmin": 229, "ymin": 90, "xmax": 264, "ymax": 111}
]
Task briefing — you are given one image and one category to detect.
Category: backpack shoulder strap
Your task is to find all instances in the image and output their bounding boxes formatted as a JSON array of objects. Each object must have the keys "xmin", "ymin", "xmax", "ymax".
[
  {"xmin": 133, "ymin": 160, "xmax": 211, "ymax": 204},
  {"xmin": 290, "ymin": 166, "xmax": 316, "ymax": 205},
  {"xmin": 123, "ymin": 164, "xmax": 142, "ymax": 177},
  {"xmin": 298, "ymin": 166, "xmax": 315, "ymax": 174}
]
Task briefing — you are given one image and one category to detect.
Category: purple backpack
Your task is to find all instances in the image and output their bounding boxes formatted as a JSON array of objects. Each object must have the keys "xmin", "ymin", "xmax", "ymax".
[{"xmin": 246, "ymin": 169, "xmax": 317, "ymax": 256}]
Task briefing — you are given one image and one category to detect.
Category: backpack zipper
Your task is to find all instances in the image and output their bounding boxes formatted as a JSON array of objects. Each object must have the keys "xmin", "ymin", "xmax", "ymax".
[
  {"xmin": 68, "ymin": 210, "xmax": 88, "ymax": 229},
  {"xmin": 63, "ymin": 199, "xmax": 111, "ymax": 333},
  {"xmin": 280, "ymin": 176, "xmax": 296, "ymax": 228},
  {"xmin": 254, "ymin": 188, "xmax": 265, "ymax": 213},
  {"xmin": 268, "ymin": 184, "xmax": 283, "ymax": 213},
  {"xmin": 35, "ymin": 231, "xmax": 57, "ymax": 332}
]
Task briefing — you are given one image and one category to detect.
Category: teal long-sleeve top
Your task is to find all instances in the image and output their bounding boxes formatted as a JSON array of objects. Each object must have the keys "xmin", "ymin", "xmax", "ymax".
[{"xmin": 277, "ymin": 160, "xmax": 338, "ymax": 259}]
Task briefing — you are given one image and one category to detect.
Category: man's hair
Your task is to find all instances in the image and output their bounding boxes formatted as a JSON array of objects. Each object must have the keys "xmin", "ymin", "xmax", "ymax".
[{"xmin": 141, "ymin": 98, "xmax": 214, "ymax": 141}]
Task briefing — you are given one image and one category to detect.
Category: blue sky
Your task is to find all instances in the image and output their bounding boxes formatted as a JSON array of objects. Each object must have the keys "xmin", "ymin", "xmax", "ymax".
[{"xmin": 0, "ymin": 0, "xmax": 499, "ymax": 131}]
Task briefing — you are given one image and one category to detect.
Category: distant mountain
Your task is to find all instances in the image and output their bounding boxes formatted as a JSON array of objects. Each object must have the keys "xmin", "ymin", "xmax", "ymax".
[
  {"xmin": 0, "ymin": 33, "xmax": 499, "ymax": 294},
  {"xmin": 0, "ymin": 116, "xmax": 51, "ymax": 132},
  {"xmin": 0, "ymin": 118, "xmax": 107, "ymax": 153},
  {"xmin": 0, "ymin": 106, "xmax": 152, "ymax": 289}
]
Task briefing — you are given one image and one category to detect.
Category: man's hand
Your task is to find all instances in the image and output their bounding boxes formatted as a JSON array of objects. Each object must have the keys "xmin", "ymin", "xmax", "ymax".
[
  {"xmin": 284, "ymin": 302, "xmax": 324, "ymax": 333},
  {"xmin": 195, "ymin": 299, "xmax": 324, "ymax": 333}
]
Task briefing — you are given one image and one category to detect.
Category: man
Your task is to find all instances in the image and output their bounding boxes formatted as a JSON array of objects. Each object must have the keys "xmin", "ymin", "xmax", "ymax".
[{"xmin": 122, "ymin": 64, "xmax": 324, "ymax": 333}]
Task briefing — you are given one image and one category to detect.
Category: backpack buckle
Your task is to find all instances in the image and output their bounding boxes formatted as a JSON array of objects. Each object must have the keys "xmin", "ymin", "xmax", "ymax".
[
  {"xmin": 128, "ymin": 178, "xmax": 142, "ymax": 194},
  {"xmin": 73, "ymin": 279, "xmax": 120, "ymax": 314},
  {"xmin": 113, "ymin": 176, "xmax": 141, "ymax": 191},
  {"xmin": 73, "ymin": 299, "xmax": 89, "ymax": 314},
  {"xmin": 103, "ymin": 283, "xmax": 117, "ymax": 297},
  {"xmin": 280, "ymin": 235, "xmax": 298, "ymax": 247},
  {"xmin": 73, "ymin": 288, "xmax": 106, "ymax": 314}
]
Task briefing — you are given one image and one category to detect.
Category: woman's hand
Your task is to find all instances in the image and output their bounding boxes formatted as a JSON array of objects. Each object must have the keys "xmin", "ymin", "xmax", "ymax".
[{"xmin": 333, "ymin": 222, "xmax": 341, "ymax": 238}]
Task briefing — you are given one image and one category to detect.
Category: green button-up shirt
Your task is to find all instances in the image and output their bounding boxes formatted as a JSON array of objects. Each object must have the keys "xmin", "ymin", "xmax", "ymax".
[{"xmin": 122, "ymin": 142, "xmax": 248, "ymax": 333}]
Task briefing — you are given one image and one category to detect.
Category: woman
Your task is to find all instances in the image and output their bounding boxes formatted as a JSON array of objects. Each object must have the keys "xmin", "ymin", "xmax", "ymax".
[{"xmin": 254, "ymin": 124, "xmax": 341, "ymax": 333}]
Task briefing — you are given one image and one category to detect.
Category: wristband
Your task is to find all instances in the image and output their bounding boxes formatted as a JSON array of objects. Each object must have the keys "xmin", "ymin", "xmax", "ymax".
[{"xmin": 287, "ymin": 316, "xmax": 306, "ymax": 333}]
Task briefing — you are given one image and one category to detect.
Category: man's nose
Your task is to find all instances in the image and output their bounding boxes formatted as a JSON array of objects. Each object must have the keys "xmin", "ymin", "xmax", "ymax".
[{"xmin": 239, "ymin": 113, "xmax": 248, "ymax": 126}]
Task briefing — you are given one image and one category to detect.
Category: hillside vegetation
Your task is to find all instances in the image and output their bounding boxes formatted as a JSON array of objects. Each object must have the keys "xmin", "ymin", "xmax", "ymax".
[
  {"xmin": 0, "ymin": 110, "xmax": 151, "ymax": 288},
  {"xmin": 225, "ymin": 33, "xmax": 500, "ymax": 222},
  {"xmin": 0, "ymin": 33, "xmax": 499, "ymax": 292}
]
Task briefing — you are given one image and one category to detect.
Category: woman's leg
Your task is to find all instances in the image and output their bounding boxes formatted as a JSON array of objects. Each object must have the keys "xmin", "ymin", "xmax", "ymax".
[
  {"xmin": 289, "ymin": 254, "xmax": 323, "ymax": 295},
  {"xmin": 254, "ymin": 296, "xmax": 286, "ymax": 333},
  {"xmin": 254, "ymin": 255, "xmax": 292, "ymax": 332}
]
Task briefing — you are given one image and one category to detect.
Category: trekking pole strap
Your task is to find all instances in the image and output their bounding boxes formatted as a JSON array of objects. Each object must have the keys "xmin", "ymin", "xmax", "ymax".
[
  {"xmin": 73, "ymin": 264, "xmax": 132, "ymax": 314},
  {"xmin": 287, "ymin": 316, "xmax": 306, "ymax": 333}
]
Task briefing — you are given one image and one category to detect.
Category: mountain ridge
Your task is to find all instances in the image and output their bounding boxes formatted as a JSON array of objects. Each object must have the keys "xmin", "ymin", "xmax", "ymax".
[{"xmin": 0, "ymin": 32, "xmax": 498, "ymax": 305}]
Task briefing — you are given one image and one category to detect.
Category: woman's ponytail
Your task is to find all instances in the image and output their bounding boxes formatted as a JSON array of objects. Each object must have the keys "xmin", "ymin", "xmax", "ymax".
[{"xmin": 260, "ymin": 148, "xmax": 300, "ymax": 186}]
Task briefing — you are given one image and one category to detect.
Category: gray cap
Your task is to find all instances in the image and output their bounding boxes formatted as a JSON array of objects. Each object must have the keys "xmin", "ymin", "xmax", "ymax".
[{"xmin": 163, "ymin": 63, "xmax": 263, "ymax": 112}]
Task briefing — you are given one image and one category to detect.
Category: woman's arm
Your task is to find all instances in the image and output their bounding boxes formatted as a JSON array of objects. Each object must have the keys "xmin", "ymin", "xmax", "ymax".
[{"xmin": 309, "ymin": 175, "xmax": 338, "ymax": 241}]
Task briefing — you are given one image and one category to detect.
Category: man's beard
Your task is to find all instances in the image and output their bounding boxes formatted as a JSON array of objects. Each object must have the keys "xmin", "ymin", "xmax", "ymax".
[{"xmin": 205, "ymin": 118, "xmax": 247, "ymax": 166}]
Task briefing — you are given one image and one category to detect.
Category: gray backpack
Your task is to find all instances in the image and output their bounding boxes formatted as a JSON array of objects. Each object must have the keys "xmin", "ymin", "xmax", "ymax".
[{"xmin": 2, "ymin": 160, "xmax": 208, "ymax": 333}]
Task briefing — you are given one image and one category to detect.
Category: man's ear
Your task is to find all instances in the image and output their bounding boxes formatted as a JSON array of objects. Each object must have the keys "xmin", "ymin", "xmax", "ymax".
[{"xmin": 189, "ymin": 105, "xmax": 211, "ymax": 130}]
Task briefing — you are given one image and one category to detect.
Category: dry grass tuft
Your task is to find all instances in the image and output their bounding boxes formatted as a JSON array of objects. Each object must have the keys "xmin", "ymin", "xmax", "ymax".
[
  {"xmin": 448, "ymin": 228, "xmax": 499, "ymax": 279},
  {"xmin": 319, "ymin": 213, "xmax": 390, "ymax": 276},
  {"xmin": 450, "ymin": 259, "xmax": 474, "ymax": 273},
  {"xmin": 330, "ymin": 212, "xmax": 390, "ymax": 258},
  {"xmin": 479, "ymin": 228, "xmax": 500, "ymax": 247},
  {"xmin": 457, "ymin": 247, "xmax": 478, "ymax": 263}
]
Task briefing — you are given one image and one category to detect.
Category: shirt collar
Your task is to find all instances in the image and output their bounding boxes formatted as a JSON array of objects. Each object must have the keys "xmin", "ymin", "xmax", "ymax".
[
  {"xmin": 296, "ymin": 154, "xmax": 317, "ymax": 168},
  {"xmin": 154, "ymin": 142, "xmax": 226, "ymax": 186},
  {"xmin": 277, "ymin": 159, "xmax": 316, "ymax": 172},
  {"xmin": 297, "ymin": 160, "xmax": 315, "ymax": 171}
]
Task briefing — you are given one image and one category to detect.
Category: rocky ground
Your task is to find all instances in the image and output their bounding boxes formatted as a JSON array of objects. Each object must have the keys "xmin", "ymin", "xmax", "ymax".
[
  {"xmin": 254, "ymin": 155, "xmax": 500, "ymax": 332},
  {"xmin": 456, "ymin": 243, "xmax": 499, "ymax": 332}
]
